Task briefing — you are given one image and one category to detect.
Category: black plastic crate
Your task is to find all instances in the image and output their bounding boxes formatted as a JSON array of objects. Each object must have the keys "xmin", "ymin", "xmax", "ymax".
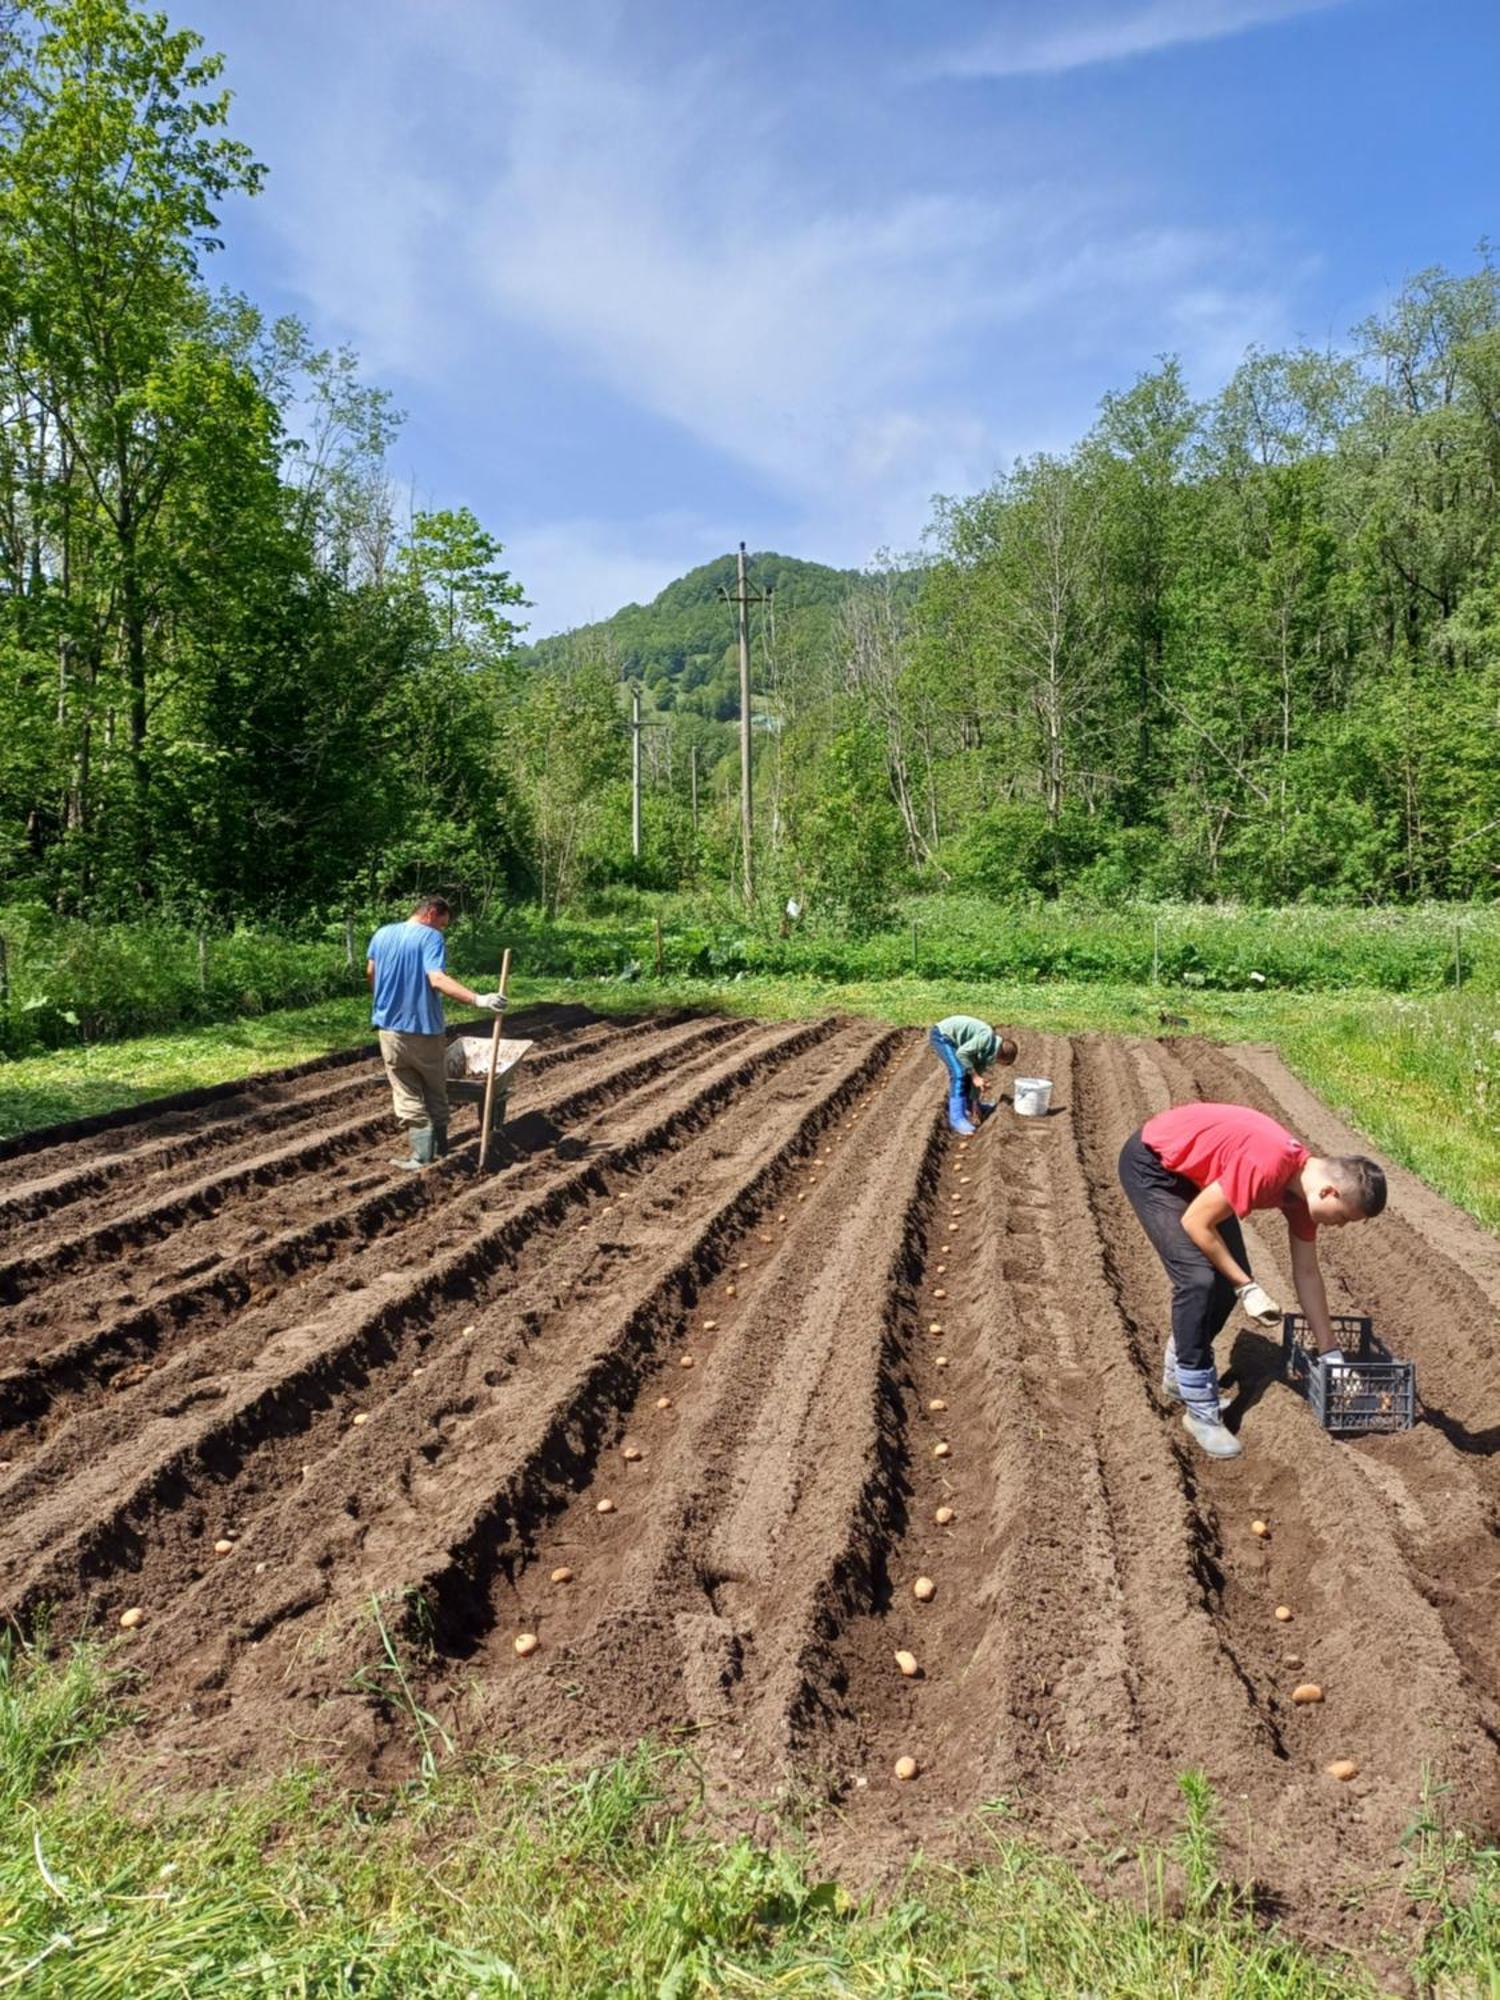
[{"xmin": 1282, "ymin": 1313, "xmax": 1416, "ymax": 1435}]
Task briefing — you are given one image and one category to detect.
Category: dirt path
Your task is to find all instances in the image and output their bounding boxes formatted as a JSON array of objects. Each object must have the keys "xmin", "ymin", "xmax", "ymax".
[{"xmin": 3, "ymin": 1012, "xmax": 1496, "ymax": 1951}]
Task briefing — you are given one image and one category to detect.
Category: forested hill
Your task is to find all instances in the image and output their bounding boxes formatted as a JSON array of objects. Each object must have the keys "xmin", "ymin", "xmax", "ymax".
[{"xmin": 522, "ymin": 553, "xmax": 861, "ymax": 720}]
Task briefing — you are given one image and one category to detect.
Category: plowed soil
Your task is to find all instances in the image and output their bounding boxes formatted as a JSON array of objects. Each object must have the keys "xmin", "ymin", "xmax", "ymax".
[{"xmin": 3, "ymin": 1009, "xmax": 1497, "ymax": 1949}]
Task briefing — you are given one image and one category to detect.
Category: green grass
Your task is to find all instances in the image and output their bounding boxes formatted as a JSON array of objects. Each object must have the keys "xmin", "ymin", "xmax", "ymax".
[
  {"xmin": 4, "ymin": 1635, "xmax": 1494, "ymax": 1996},
  {"xmin": 0, "ymin": 996, "xmax": 379, "ymax": 1138}
]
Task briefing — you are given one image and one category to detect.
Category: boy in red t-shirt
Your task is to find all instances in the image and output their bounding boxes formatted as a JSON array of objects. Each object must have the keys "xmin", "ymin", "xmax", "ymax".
[{"xmin": 1117, "ymin": 1103, "xmax": 1387, "ymax": 1459}]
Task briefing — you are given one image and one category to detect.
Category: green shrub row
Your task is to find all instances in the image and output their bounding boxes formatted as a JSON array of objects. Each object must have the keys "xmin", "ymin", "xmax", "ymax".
[
  {"xmin": 1, "ymin": 896, "xmax": 1493, "ymax": 1060},
  {"xmin": 0, "ymin": 908, "xmax": 366, "ymax": 1058},
  {"xmin": 488, "ymin": 895, "xmax": 1500, "ymax": 997}
]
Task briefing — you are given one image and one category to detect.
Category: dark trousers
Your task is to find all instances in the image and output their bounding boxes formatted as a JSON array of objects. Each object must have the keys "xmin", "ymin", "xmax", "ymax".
[{"xmin": 1117, "ymin": 1130, "xmax": 1250, "ymax": 1371}]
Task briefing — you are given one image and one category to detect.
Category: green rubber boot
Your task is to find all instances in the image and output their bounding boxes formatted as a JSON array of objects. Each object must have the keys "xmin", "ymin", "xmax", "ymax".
[{"xmin": 396, "ymin": 1124, "xmax": 436, "ymax": 1170}]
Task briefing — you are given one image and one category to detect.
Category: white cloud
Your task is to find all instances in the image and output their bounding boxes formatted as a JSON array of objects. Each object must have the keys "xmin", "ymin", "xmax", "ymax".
[
  {"xmin": 468, "ymin": 41, "xmax": 1296, "ymax": 535},
  {"xmin": 202, "ymin": 0, "xmax": 1316, "ymax": 630},
  {"xmin": 936, "ymin": 0, "xmax": 1344, "ymax": 79}
]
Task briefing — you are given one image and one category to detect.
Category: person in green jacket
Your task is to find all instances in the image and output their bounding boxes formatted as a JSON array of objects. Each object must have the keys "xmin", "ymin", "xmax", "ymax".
[{"xmin": 930, "ymin": 1016, "xmax": 1018, "ymax": 1134}]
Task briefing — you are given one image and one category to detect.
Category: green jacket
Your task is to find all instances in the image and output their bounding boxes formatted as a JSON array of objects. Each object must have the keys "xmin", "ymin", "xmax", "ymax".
[{"xmin": 935, "ymin": 1015, "xmax": 998, "ymax": 1075}]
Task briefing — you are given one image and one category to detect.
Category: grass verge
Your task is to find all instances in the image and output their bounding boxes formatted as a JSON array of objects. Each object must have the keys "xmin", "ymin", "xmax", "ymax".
[{"xmin": 4, "ymin": 1636, "xmax": 1495, "ymax": 1996}]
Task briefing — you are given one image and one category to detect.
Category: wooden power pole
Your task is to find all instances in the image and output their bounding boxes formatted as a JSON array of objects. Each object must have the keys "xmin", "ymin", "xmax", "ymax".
[
  {"xmin": 631, "ymin": 682, "xmax": 642, "ymax": 860},
  {"xmin": 723, "ymin": 543, "xmax": 768, "ymax": 905},
  {"xmin": 625, "ymin": 680, "xmax": 666, "ymax": 866}
]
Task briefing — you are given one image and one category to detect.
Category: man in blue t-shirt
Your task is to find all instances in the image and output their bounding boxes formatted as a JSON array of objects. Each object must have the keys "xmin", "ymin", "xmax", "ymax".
[{"xmin": 366, "ymin": 896, "xmax": 506, "ymax": 1168}]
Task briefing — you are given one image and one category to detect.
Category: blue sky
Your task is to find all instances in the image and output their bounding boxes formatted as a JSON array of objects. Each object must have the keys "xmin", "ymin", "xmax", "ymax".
[{"xmin": 188, "ymin": 0, "xmax": 1498, "ymax": 636}]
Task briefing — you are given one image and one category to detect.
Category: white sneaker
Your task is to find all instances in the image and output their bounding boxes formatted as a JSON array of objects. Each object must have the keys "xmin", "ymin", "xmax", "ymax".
[{"xmin": 1182, "ymin": 1409, "xmax": 1244, "ymax": 1459}]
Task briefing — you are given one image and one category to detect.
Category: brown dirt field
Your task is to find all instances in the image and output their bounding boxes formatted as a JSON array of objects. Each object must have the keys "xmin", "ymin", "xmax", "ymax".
[{"xmin": 2, "ymin": 1009, "xmax": 1497, "ymax": 1951}]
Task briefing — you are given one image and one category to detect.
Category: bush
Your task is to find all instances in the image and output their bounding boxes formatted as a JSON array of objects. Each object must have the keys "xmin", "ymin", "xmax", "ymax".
[{"xmin": 0, "ymin": 908, "xmax": 365, "ymax": 1058}]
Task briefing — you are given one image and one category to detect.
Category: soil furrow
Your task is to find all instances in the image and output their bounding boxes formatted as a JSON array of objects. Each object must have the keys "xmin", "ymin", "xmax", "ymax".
[
  {"xmin": 0, "ymin": 1014, "xmax": 734, "ymax": 1315},
  {"xmin": 1073, "ymin": 1031, "xmax": 1500, "ymax": 1916},
  {"xmin": 0, "ymin": 1018, "xmax": 847, "ymax": 1637},
  {"xmin": 0, "ymin": 1016, "xmax": 753, "ymax": 1423},
  {"xmin": 430, "ymin": 1047, "xmax": 936, "ymax": 1777},
  {"xmin": 816, "ymin": 1038, "xmax": 1152, "ymax": 1849},
  {"xmin": 6, "ymin": 1007, "xmax": 1498, "ymax": 1957},
  {"xmin": 119, "ymin": 1023, "xmax": 904, "ymax": 1768},
  {"xmin": 0, "ymin": 1017, "xmax": 661, "ymax": 1247}
]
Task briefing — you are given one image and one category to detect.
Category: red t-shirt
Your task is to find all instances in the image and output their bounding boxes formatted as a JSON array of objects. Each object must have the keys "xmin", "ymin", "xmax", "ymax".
[{"xmin": 1142, "ymin": 1102, "xmax": 1316, "ymax": 1240}]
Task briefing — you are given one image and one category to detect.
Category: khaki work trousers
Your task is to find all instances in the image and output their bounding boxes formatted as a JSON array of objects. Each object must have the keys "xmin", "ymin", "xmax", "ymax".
[{"xmin": 378, "ymin": 1029, "xmax": 449, "ymax": 1131}]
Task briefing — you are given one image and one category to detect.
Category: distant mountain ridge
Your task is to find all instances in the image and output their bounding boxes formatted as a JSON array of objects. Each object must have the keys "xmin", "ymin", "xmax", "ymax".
[{"xmin": 521, "ymin": 551, "xmax": 860, "ymax": 720}]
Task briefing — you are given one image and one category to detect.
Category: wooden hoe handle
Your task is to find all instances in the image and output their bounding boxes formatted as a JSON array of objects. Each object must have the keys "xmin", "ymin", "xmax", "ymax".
[{"xmin": 477, "ymin": 947, "xmax": 513, "ymax": 1170}]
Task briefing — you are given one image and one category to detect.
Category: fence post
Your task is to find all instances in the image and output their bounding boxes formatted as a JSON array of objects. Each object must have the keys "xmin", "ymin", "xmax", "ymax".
[
  {"xmin": 1454, "ymin": 922, "xmax": 1463, "ymax": 991},
  {"xmin": 1152, "ymin": 916, "xmax": 1161, "ymax": 986},
  {"xmin": 197, "ymin": 932, "xmax": 207, "ymax": 992},
  {"xmin": 0, "ymin": 931, "xmax": 8, "ymax": 1005},
  {"xmin": 911, "ymin": 920, "xmax": 919, "ymax": 975},
  {"xmin": 654, "ymin": 912, "xmax": 664, "ymax": 979},
  {"xmin": 344, "ymin": 916, "xmax": 355, "ymax": 970}
]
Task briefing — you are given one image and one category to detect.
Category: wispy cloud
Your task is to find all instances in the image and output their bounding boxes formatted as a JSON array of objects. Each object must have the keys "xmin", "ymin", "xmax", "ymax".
[
  {"xmin": 468, "ymin": 36, "xmax": 1295, "ymax": 533},
  {"xmin": 936, "ymin": 0, "xmax": 1343, "ymax": 80},
  {"xmin": 203, "ymin": 0, "xmax": 1318, "ymax": 628}
]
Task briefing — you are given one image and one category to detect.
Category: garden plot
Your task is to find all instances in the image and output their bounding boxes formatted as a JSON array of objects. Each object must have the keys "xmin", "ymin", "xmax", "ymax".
[{"xmin": 2, "ymin": 1008, "xmax": 1498, "ymax": 1951}]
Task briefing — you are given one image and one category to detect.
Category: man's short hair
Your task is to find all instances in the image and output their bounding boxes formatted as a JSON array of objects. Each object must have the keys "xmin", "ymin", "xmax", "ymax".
[
  {"xmin": 994, "ymin": 1030, "xmax": 1019, "ymax": 1064},
  {"xmin": 1332, "ymin": 1155, "xmax": 1387, "ymax": 1217},
  {"xmin": 411, "ymin": 895, "xmax": 452, "ymax": 920}
]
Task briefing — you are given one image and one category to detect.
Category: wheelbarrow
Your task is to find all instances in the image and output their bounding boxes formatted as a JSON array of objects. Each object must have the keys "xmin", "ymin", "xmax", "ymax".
[{"xmin": 446, "ymin": 1034, "xmax": 533, "ymax": 1153}]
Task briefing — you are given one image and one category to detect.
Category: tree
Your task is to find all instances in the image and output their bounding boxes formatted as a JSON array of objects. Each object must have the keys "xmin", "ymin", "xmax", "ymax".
[{"xmin": 0, "ymin": 0, "xmax": 265, "ymax": 894}]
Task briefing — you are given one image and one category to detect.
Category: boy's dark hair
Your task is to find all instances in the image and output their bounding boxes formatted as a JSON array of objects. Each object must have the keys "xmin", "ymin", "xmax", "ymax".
[
  {"xmin": 1333, "ymin": 1155, "xmax": 1387, "ymax": 1217},
  {"xmin": 994, "ymin": 1031, "xmax": 1019, "ymax": 1064},
  {"xmin": 411, "ymin": 895, "xmax": 452, "ymax": 920}
]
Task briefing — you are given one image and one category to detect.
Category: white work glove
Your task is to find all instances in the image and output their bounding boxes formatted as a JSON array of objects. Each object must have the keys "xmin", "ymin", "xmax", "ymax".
[
  {"xmin": 1236, "ymin": 1280, "xmax": 1282, "ymax": 1328},
  {"xmin": 473, "ymin": 992, "xmax": 508, "ymax": 1014}
]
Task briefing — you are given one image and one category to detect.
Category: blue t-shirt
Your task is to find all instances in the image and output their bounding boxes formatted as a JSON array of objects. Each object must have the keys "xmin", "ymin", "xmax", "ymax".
[{"xmin": 367, "ymin": 920, "xmax": 447, "ymax": 1034}]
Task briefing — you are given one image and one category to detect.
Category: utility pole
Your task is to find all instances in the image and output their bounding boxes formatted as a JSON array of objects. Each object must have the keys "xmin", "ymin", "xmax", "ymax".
[
  {"xmin": 624, "ymin": 679, "xmax": 666, "ymax": 867},
  {"xmin": 722, "ymin": 543, "xmax": 768, "ymax": 905},
  {"xmin": 690, "ymin": 744, "xmax": 699, "ymax": 831},
  {"xmin": 631, "ymin": 682, "xmax": 642, "ymax": 861}
]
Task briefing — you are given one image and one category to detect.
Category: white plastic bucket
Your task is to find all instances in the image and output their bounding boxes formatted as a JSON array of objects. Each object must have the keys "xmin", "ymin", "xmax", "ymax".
[{"xmin": 1013, "ymin": 1076, "xmax": 1053, "ymax": 1117}]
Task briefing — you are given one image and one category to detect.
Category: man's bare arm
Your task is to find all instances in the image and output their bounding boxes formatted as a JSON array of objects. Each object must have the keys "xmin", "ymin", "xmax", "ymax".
[
  {"xmin": 428, "ymin": 968, "xmax": 482, "ymax": 1006},
  {"xmin": 1179, "ymin": 1183, "xmax": 1253, "ymax": 1286},
  {"xmin": 1288, "ymin": 1231, "xmax": 1338, "ymax": 1351},
  {"xmin": 366, "ymin": 959, "xmax": 375, "ymax": 991}
]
